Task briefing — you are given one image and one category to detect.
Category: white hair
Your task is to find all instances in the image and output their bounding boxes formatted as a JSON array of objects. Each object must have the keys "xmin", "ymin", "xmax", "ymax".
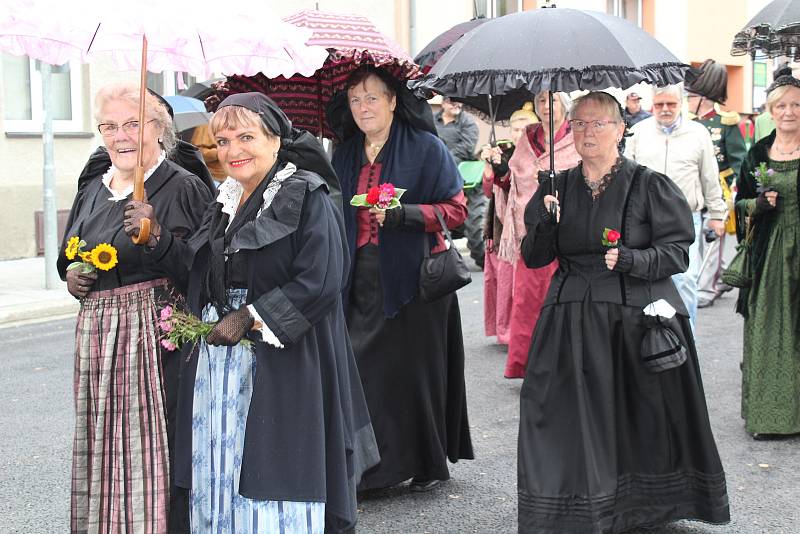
[
  {"xmin": 652, "ymin": 84, "xmax": 683, "ymax": 100},
  {"xmin": 533, "ymin": 91, "xmax": 572, "ymax": 119}
]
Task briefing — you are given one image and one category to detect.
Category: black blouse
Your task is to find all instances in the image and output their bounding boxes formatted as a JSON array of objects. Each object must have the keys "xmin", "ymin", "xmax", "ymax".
[
  {"xmin": 57, "ymin": 159, "xmax": 212, "ymax": 291},
  {"xmin": 521, "ymin": 157, "xmax": 695, "ymax": 315}
]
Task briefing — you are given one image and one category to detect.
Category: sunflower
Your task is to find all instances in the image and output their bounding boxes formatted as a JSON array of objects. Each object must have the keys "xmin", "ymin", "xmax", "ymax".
[
  {"xmin": 89, "ymin": 243, "xmax": 119, "ymax": 271},
  {"xmin": 64, "ymin": 236, "xmax": 80, "ymax": 260},
  {"xmin": 79, "ymin": 251, "xmax": 91, "ymax": 263}
]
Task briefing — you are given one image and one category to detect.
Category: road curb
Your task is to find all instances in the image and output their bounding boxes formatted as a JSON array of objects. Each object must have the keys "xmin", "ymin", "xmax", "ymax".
[{"xmin": 0, "ymin": 299, "xmax": 79, "ymax": 329}]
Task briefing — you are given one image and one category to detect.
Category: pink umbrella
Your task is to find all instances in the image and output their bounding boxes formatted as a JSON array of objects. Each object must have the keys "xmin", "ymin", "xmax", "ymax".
[
  {"xmin": 0, "ymin": 0, "xmax": 328, "ymax": 245},
  {"xmin": 215, "ymin": 9, "xmax": 421, "ymax": 139}
]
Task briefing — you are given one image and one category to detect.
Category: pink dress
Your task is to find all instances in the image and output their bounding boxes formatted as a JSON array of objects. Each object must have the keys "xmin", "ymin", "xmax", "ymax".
[
  {"xmin": 483, "ymin": 173, "xmax": 514, "ymax": 345},
  {"xmin": 499, "ymin": 123, "xmax": 580, "ymax": 378}
]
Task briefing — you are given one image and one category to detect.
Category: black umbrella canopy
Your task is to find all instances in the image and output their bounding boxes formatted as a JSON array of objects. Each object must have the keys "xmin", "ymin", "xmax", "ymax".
[
  {"xmin": 731, "ymin": 0, "xmax": 800, "ymax": 60},
  {"xmin": 414, "ymin": 17, "xmax": 488, "ymax": 73},
  {"xmin": 411, "ymin": 8, "xmax": 688, "ymax": 119}
]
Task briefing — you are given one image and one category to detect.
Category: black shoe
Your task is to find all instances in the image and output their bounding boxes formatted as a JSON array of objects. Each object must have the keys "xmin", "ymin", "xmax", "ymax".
[{"xmin": 409, "ymin": 478, "xmax": 441, "ymax": 492}]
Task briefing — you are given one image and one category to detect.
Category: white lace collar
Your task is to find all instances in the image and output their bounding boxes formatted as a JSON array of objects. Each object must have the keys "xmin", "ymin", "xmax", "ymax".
[
  {"xmin": 101, "ymin": 150, "xmax": 167, "ymax": 201},
  {"xmin": 216, "ymin": 162, "xmax": 297, "ymax": 232}
]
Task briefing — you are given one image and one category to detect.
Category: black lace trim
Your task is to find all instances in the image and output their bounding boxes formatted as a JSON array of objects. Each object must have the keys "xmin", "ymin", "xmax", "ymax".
[{"xmin": 582, "ymin": 156, "xmax": 623, "ymax": 201}]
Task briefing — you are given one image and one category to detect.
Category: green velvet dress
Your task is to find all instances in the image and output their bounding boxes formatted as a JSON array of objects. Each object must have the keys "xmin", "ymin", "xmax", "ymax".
[{"xmin": 741, "ymin": 158, "xmax": 800, "ymax": 435}]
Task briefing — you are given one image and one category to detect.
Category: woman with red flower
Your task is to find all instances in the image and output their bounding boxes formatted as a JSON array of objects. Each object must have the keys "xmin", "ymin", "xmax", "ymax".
[
  {"xmin": 517, "ymin": 92, "xmax": 729, "ymax": 532},
  {"xmin": 331, "ymin": 66, "xmax": 474, "ymax": 493}
]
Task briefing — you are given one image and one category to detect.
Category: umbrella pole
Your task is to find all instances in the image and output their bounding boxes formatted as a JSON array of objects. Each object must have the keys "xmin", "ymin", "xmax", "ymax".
[
  {"xmin": 132, "ymin": 34, "xmax": 151, "ymax": 245},
  {"xmin": 487, "ymin": 94, "xmax": 496, "ymax": 145},
  {"xmin": 548, "ymin": 90, "xmax": 557, "ymax": 220}
]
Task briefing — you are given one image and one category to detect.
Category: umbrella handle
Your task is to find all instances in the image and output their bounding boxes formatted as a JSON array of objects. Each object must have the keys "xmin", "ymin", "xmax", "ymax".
[
  {"xmin": 131, "ymin": 166, "xmax": 151, "ymax": 245},
  {"xmin": 131, "ymin": 34, "xmax": 151, "ymax": 245}
]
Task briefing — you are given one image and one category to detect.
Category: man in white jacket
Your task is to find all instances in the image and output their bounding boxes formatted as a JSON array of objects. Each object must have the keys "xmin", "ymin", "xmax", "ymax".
[{"xmin": 624, "ymin": 84, "xmax": 727, "ymax": 329}]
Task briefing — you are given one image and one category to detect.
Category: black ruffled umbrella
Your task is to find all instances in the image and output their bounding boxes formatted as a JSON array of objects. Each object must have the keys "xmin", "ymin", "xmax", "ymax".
[
  {"xmin": 414, "ymin": 17, "xmax": 488, "ymax": 74},
  {"xmin": 731, "ymin": 0, "xmax": 800, "ymax": 59},
  {"xmin": 411, "ymin": 5, "xmax": 689, "ymax": 206}
]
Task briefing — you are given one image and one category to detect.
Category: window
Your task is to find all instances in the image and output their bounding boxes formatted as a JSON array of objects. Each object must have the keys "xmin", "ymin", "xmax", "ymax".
[
  {"xmin": 607, "ymin": 0, "xmax": 641, "ymax": 26},
  {"xmin": 474, "ymin": 0, "xmax": 523, "ymax": 18},
  {"xmin": 147, "ymin": 71, "xmax": 198, "ymax": 96},
  {"xmin": 2, "ymin": 54, "xmax": 84, "ymax": 133}
]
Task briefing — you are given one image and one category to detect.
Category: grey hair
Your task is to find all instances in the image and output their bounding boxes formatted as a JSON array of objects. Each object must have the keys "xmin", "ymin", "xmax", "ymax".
[
  {"xmin": 533, "ymin": 91, "xmax": 572, "ymax": 119},
  {"xmin": 652, "ymin": 84, "xmax": 683, "ymax": 101},
  {"xmin": 569, "ymin": 92, "xmax": 624, "ymax": 122},
  {"xmin": 94, "ymin": 83, "xmax": 177, "ymax": 155}
]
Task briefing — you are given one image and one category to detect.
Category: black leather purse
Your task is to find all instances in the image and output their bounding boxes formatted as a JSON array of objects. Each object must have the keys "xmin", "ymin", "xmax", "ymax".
[{"xmin": 419, "ymin": 208, "xmax": 472, "ymax": 302}]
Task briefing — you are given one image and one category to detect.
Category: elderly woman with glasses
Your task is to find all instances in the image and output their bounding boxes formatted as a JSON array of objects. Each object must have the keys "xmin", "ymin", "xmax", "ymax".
[
  {"xmin": 57, "ymin": 83, "xmax": 212, "ymax": 533},
  {"xmin": 516, "ymin": 91, "xmax": 730, "ymax": 532}
]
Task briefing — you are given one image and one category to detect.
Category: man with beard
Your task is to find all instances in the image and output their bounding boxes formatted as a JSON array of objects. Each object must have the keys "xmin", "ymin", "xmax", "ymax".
[
  {"xmin": 625, "ymin": 84, "xmax": 727, "ymax": 329},
  {"xmin": 435, "ymin": 97, "xmax": 483, "ymax": 268}
]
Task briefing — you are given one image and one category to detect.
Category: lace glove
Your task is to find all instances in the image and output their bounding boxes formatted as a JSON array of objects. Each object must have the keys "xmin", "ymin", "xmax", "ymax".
[
  {"xmin": 123, "ymin": 199, "xmax": 161, "ymax": 247},
  {"xmin": 382, "ymin": 206, "xmax": 405, "ymax": 229},
  {"xmin": 490, "ymin": 159, "xmax": 509, "ymax": 181},
  {"xmin": 538, "ymin": 199, "xmax": 557, "ymax": 227},
  {"xmin": 206, "ymin": 307, "xmax": 255, "ymax": 346},
  {"xmin": 66, "ymin": 269, "xmax": 98, "ymax": 299},
  {"xmin": 611, "ymin": 245, "xmax": 634, "ymax": 273},
  {"xmin": 755, "ymin": 189, "xmax": 776, "ymax": 212}
]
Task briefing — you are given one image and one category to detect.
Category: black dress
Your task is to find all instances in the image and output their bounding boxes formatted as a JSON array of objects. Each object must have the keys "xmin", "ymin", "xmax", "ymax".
[{"xmin": 517, "ymin": 158, "xmax": 730, "ymax": 533}]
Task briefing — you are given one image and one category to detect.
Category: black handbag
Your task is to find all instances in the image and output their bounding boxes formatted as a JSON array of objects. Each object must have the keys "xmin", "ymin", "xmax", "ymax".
[
  {"xmin": 419, "ymin": 208, "xmax": 472, "ymax": 302},
  {"xmin": 640, "ymin": 315, "xmax": 688, "ymax": 373}
]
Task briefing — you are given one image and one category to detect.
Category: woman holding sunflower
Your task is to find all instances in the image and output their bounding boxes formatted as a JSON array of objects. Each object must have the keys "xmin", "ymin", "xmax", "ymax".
[{"xmin": 57, "ymin": 83, "xmax": 212, "ymax": 534}]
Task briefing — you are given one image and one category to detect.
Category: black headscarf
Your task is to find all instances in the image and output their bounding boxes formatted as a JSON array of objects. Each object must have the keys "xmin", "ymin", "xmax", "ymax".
[
  {"xmin": 326, "ymin": 66, "xmax": 437, "ymax": 142},
  {"xmin": 204, "ymin": 92, "xmax": 341, "ymax": 314},
  {"xmin": 766, "ymin": 66, "xmax": 800, "ymax": 95}
]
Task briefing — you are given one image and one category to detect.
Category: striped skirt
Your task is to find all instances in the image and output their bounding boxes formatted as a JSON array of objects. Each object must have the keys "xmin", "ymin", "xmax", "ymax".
[
  {"xmin": 71, "ymin": 279, "xmax": 170, "ymax": 534},
  {"xmin": 190, "ymin": 289, "xmax": 324, "ymax": 533}
]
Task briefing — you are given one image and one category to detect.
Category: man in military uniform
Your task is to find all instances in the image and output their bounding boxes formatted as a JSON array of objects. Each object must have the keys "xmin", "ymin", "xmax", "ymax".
[{"xmin": 685, "ymin": 59, "xmax": 747, "ymax": 308}]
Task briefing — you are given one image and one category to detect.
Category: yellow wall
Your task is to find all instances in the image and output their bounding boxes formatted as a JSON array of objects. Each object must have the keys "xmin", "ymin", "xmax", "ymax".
[{"xmin": 686, "ymin": 0, "xmax": 752, "ymax": 113}]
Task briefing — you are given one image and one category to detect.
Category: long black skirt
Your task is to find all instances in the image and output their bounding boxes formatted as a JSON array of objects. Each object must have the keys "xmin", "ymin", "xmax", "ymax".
[
  {"xmin": 347, "ymin": 245, "xmax": 474, "ymax": 490},
  {"xmin": 518, "ymin": 299, "xmax": 729, "ymax": 533}
]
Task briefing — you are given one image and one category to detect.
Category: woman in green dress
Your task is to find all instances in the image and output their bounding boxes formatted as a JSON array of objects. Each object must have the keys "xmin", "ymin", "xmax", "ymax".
[{"xmin": 736, "ymin": 67, "xmax": 800, "ymax": 438}]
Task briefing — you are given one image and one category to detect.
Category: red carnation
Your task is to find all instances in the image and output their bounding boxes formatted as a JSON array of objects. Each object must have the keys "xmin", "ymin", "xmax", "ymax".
[
  {"xmin": 607, "ymin": 229, "xmax": 621, "ymax": 243},
  {"xmin": 366, "ymin": 186, "xmax": 380, "ymax": 206}
]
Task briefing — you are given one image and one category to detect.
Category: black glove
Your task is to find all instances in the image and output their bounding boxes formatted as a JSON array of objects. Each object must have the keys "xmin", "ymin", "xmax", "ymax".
[
  {"xmin": 206, "ymin": 307, "xmax": 255, "ymax": 346},
  {"xmin": 755, "ymin": 188, "xmax": 776, "ymax": 212},
  {"xmin": 123, "ymin": 199, "xmax": 161, "ymax": 247},
  {"xmin": 66, "ymin": 268, "xmax": 98, "ymax": 299},
  {"xmin": 382, "ymin": 206, "xmax": 405, "ymax": 229}
]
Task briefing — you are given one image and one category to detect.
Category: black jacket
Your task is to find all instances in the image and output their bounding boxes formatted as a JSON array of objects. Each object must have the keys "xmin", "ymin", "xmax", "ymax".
[
  {"xmin": 146, "ymin": 167, "xmax": 379, "ymax": 533},
  {"xmin": 521, "ymin": 157, "xmax": 694, "ymax": 316}
]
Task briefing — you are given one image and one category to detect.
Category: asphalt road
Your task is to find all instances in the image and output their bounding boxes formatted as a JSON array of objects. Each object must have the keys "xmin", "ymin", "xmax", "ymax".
[{"xmin": 0, "ymin": 271, "xmax": 797, "ymax": 533}]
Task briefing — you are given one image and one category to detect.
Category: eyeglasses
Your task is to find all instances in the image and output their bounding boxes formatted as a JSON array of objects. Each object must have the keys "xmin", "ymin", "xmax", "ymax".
[
  {"xmin": 569, "ymin": 119, "xmax": 618, "ymax": 133},
  {"xmin": 97, "ymin": 119, "xmax": 157, "ymax": 137},
  {"xmin": 653, "ymin": 102, "xmax": 679, "ymax": 108}
]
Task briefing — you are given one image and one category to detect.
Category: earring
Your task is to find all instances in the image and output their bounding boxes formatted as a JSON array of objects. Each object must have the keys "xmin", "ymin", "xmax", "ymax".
[{"xmin": 158, "ymin": 137, "xmax": 163, "ymax": 143}]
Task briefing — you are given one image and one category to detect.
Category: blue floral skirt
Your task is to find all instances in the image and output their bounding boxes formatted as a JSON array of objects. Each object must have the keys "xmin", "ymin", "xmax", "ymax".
[{"xmin": 190, "ymin": 289, "xmax": 324, "ymax": 533}]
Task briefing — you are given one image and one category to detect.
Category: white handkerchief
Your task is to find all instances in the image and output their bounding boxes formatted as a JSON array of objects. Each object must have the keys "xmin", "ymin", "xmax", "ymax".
[{"xmin": 643, "ymin": 299, "xmax": 677, "ymax": 319}]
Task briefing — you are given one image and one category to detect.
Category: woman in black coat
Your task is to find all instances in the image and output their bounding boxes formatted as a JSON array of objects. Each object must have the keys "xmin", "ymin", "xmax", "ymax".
[
  {"xmin": 517, "ymin": 92, "xmax": 729, "ymax": 533},
  {"xmin": 124, "ymin": 93, "xmax": 378, "ymax": 534}
]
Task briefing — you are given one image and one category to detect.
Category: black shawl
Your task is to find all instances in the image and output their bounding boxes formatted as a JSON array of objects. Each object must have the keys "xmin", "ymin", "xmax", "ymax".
[{"xmin": 333, "ymin": 117, "xmax": 463, "ymax": 317}]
